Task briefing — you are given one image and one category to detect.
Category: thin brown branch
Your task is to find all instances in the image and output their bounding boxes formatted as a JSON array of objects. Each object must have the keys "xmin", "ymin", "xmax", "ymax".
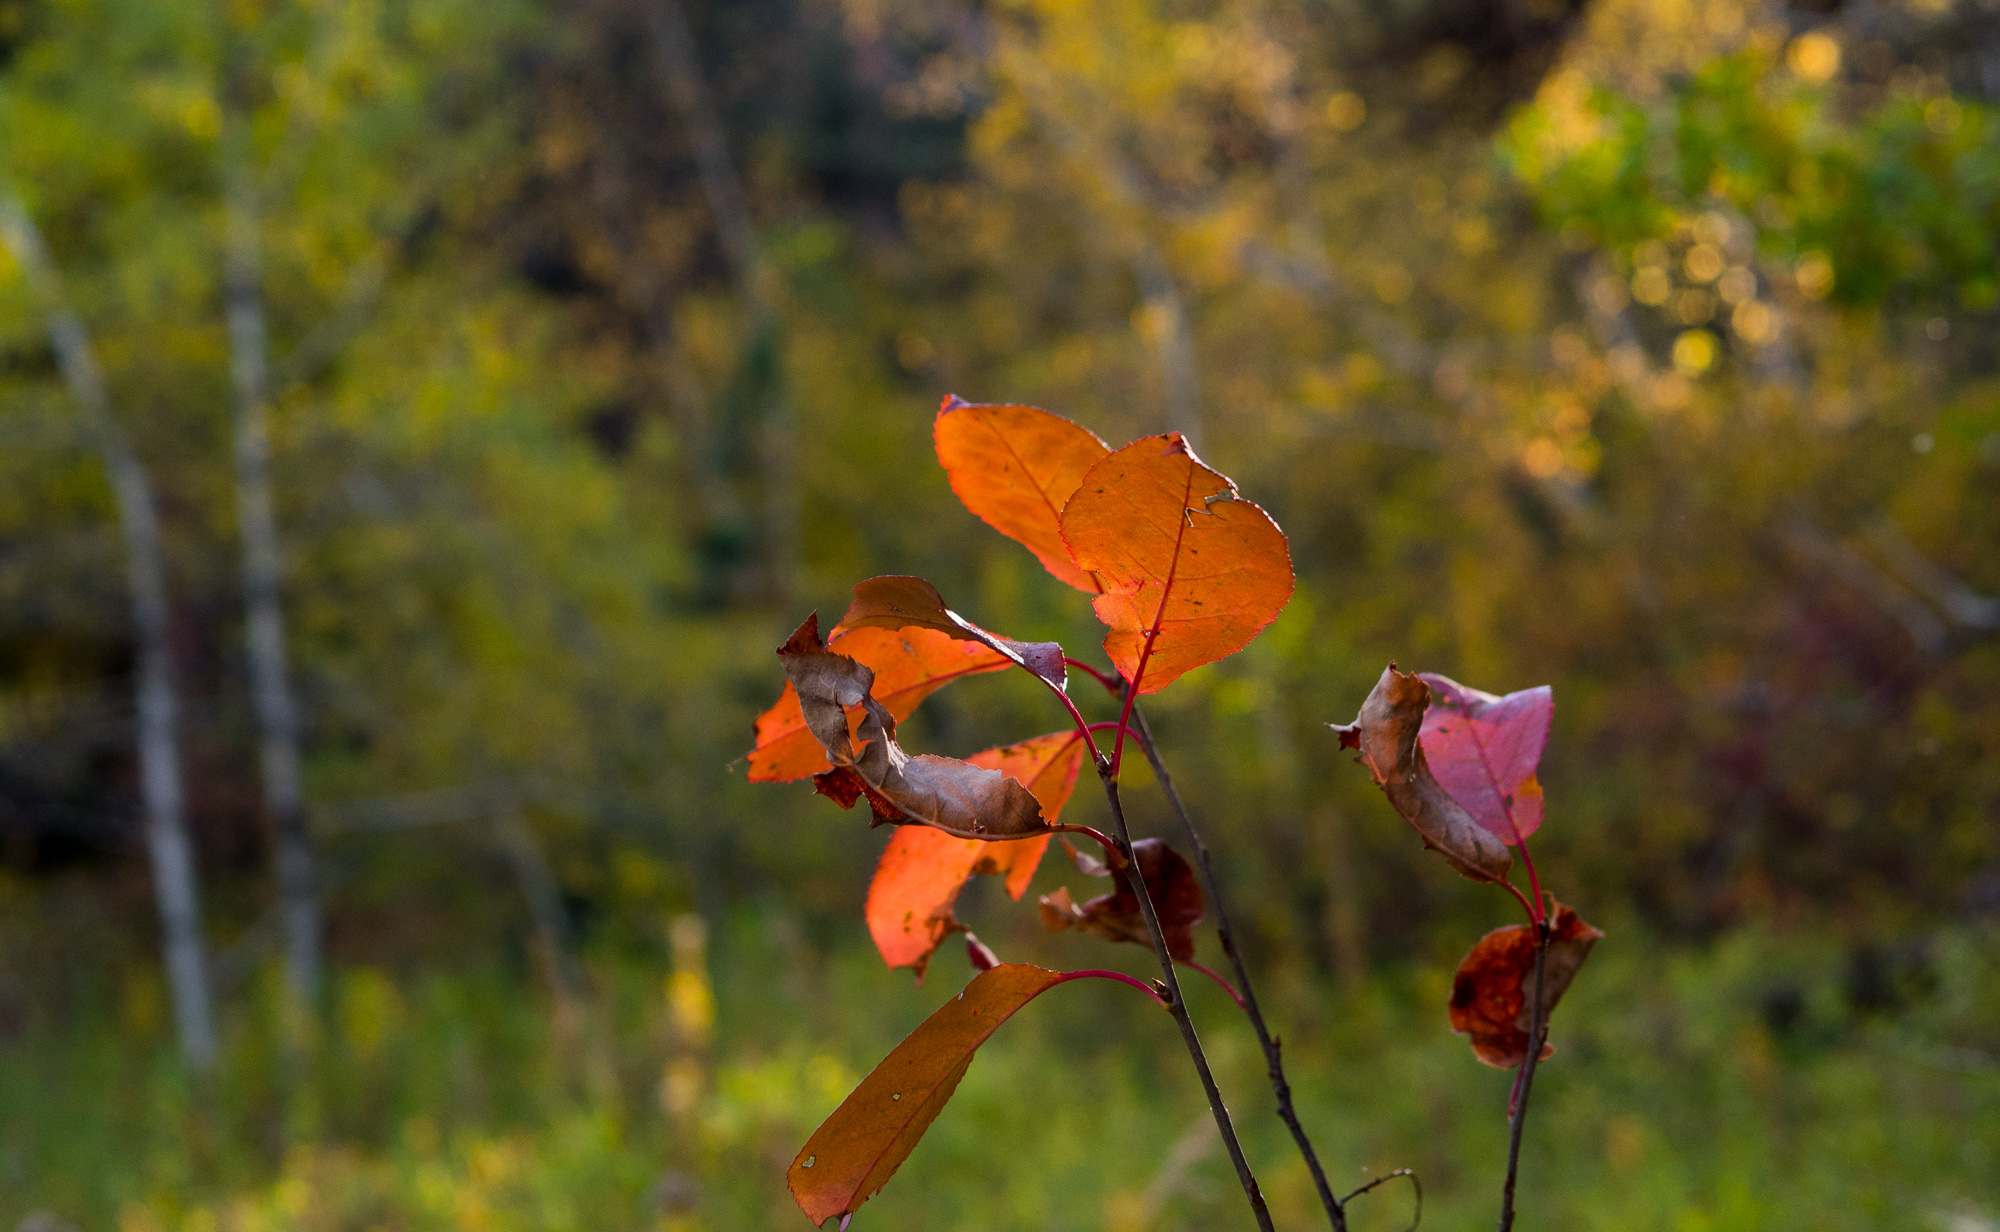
[
  {"xmin": 1498, "ymin": 923, "xmax": 1551, "ymax": 1232},
  {"xmin": 1130, "ymin": 704, "xmax": 1347, "ymax": 1230},
  {"xmin": 1095, "ymin": 768, "xmax": 1275, "ymax": 1232}
]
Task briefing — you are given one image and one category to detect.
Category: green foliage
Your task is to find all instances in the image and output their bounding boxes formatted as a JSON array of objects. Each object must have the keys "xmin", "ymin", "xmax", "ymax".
[{"xmin": 3, "ymin": 916, "xmax": 1996, "ymax": 1230}]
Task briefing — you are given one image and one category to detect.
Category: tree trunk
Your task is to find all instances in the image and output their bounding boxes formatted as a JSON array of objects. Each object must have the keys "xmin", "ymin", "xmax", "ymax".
[
  {"xmin": 0, "ymin": 194, "xmax": 218, "ymax": 1068},
  {"xmin": 640, "ymin": 0, "xmax": 798, "ymax": 601},
  {"xmin": 223, "ymin": 114, "xmax": 321, "ymax": 1009}
]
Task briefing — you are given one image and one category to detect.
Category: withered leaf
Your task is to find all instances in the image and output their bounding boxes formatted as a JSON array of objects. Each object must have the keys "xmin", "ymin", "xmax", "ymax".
[
  {"xmin": 865, "ymin": 731, "xmax": 1088, "ymax": 979},
  {"xmin": 777, "ymin": 615, "xmax": 1049, "ymax": 841},
  {"xmin": 934, "ymin": 396, "xmax": 1110, "ymax": 593},
  {"xmin": 1060, "ymin": 433, "xmax": 1293, "ymax": 695},
  {"xmin": 749, "ymin": 625, "xmax": 1009, "ymax": 783},
  {"xmin": 1448, "ymin": 901, "xmax": 1604, "ymax": 1069},
  {"xmin": 789, "ymin": 963, "xmax": 1072, "ymax": 1226},
  {"xmin": 1038, "ymin": 836, "xmax": 1204, "ymax": 962},
  {"xmin": 1418, "ymin": 673, "xmax": 1553, "ymax": 846},
  {"xmin": 1330, "ymin": 664, "xmax": 1514, "ymax": 883},
  {"xmin": 837, "ymin": 574, "xmax": 1067, "ymax": 691}
]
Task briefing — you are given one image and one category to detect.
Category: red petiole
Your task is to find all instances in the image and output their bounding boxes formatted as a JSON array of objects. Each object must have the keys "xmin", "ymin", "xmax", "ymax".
[
  {"xmin": 1056, "ymin": 967, "xmax": 1167, "ymax": 1008},
  {"xmin": 1179, "ymin": 957, "xmax": 1246, "ymax": 1010}
]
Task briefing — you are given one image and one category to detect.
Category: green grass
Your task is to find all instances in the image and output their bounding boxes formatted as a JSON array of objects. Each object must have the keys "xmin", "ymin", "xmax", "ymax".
[{"xmin": 3, "ymin": 918, "xmax": 1996, "ymax": 1232}]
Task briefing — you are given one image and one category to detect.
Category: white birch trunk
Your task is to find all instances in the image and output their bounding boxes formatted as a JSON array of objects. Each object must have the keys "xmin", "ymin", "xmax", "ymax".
[
  {"xmin": 223, "ymin": 119, "xmax": 321, "ymax": 1007},
  {"xmin": 0, "ymin": 194, "xmax": 218, "ymax": 1068}
]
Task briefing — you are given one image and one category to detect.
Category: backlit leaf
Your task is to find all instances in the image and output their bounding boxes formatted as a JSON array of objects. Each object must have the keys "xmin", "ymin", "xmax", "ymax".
[
  {"xmin": 1418, "ymin": 673, "xmax": 1553, "ymax": 845},
  {"xmin": 1448, "ymin": 901, "xmax": 1603, "ymax": 1069},
  {"xmin": 934, "ymin": 396, "xmax": 1110, "ymax": 593},
  {"xmin": 1060, "ymin": 433, "xmax": 1293, "ymax": 694},
  {"xmin": 866, "ymin": 731, "xmax": 1088, "ymax": 978},
  {"xmin": 776, "ymin": 615, "xmax": 1048, "ymax": 841},
  {"xmin": 836, "ymin": 575, "xmax": 1067, "ymax": 690},
  {"xmin": 1330, "ymin": 665, "xmax": 1515, "ymax": 883},
  {"xmin": 788, "ymin": 963, "xmax": 1073, "ymax": 1225},
  {"xmin": 1038, "ymin": 836, "xmax": 1204, "ymax": 961},
  {"xmin": 748, "ymin": 626, "xmax": 1010, "ymax": 783}
]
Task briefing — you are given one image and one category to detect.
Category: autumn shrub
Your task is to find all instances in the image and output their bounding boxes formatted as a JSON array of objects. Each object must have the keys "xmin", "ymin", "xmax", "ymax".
[{"xmin": 747, "ymin": 398, "xmax": 1605, "ymax": 1229}]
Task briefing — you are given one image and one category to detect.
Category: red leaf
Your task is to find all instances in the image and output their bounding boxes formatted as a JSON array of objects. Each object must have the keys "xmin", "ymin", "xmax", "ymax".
[
  {"xmin": 789, "ymin": 963, "xmax": 1074, "ymax": 1225},
  {"xmin": 1329, "ymin": 664, "xmax": 1514, "ymax": 883},
  {"xmin": 1417, "ymin": 674, "xmax": 1553, "ymax": 845},
  {"xmin": 749, "ymin": 626, "xmax": 1009, "ymax": 783},
  {"xmin": 865, "ymin": 731, "xmax": 1088, "ymax": 978},
  {"xmin": 1038, "ymin": 836, "xmax": 1204, "ymax": 962},
  {"xmin": 836, "ymin": 575, "xmax": 1067, "ymax": 691},
  {"xmin": 934, "ymin": 397, "xmax": 1110, "ymax": 593},
  {"xmin": 775, "ymin": 616, "xmax": 1048, "ymax": 841},
  {"xmin": 1060, "ymin": 433, "xmax": 1293, "ymax": 695},
  {"xmin": 1448, "ymin": 901, "xmax": 1603, "ymax": 1069}
]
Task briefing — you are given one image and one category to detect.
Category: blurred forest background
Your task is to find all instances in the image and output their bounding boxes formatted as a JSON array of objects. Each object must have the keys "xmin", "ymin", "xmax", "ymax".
[{"xmin": 2, "ymin": 0, "xmax": 1998, "ymax": 1227}]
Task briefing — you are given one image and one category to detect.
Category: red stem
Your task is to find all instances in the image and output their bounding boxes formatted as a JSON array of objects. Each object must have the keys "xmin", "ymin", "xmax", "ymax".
[
  {"xmin": 1498, "ymin": 875, "xmax": 1541, "ymax": 928},
  {"xmin": 1178, "ymin": 958, "xmax": 1246, "ymax": 1011},
  {"xmin": 1111, "ymin": 462, "xmax": 1197, "ymax": 775},
  {"xmin": 1054, "ymin": 967, "xmax": 1167, "ymax": 1008},
  {"xmin": 1065, "ymin": 657, "xmax": 1123, "ymax": 695},
  {"xmin": 1042, "ymin": 678, "xmax": 1104, "ymax": 768},
  {"xmin": 1086, "ymin": 722, "xmax": 1121, "ymax": 734},
  {"xmin": 1513, "ymin": 833, "xmax": 1546, "ymax": 923},
  {"xmin": 1053, "ymin": 823, "xmax": 1127, "ymax": 870}
]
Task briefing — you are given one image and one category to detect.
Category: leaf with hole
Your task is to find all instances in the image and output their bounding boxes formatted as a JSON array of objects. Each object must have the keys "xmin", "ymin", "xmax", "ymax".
[
  {"xmin": 776, "ymin": 615, "xmax": 1048, "ymax": 841},
  {"xmin": 934, "ymin": 396, "xmax": 1110, "ymax": 593},
  {"xmin": 1448, "ymin": 901, "xmax": 1602, "ymax": 1069},
  {"xmin": 1060, "ymin": 433, "xmax": 1293, "ymax": 695},
  {"xmin": 866, "ymin": 730, "xmax": 1088, "ymax": 978},
  {"xmin": 1330, "ymin": 664, "xmax": 1514, "ymax": 883},
  {"xmin": 788, "ymin": 963, "xmax": 1076, "ymax": 1225},
  {"xmin": 1418, "ymin": 673, "xmax": 1553, "ymax": 846}
]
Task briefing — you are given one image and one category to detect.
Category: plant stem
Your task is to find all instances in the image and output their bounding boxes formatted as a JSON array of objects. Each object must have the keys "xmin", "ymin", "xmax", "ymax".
[
  {"xmin": 1095, "ymin": 768, "xmax": 1275, "ymax": 1232},
  {"xmin": 1130, "ymin": 705, "xmax": 1347, "ymax": 1231},
  {"xmin": 1056, "ymin": 967, "xmax": 1169, "ymax": 1008},
  {"xmin": 1498, "ymin": 922, "xmax": 1551, "ymax": 1232},
  {"xmin": 1179, "ymin": 958, "xmax": 1247, "ymax": 1010}
]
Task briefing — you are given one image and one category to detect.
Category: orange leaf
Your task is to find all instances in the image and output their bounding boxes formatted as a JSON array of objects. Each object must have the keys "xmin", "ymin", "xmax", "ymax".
[
  {"xmin": 1330, "ymin": 664, "xmax": 1515, "ymax": 883},
  {"xmin": 1060, "ymin": 433, "xmax": 1293, "ymax": 694},
  {"xmin": 789, "ymin": 963, "xmax": 1073, "ymax": 1226},
  {"xmin": 934, "ymin": 396, "xmax": 1110, "ymax": 593},
  {"xmin": 749, "ymin": 626, "xmax": 1009, "ymax": 782},
  {"xmin": 776, "ymin": 616, "xmax": 1048, "ymax": 841},
  {"xmin": 866, "ymin": 731, "xmax": 1088, "ymax": 978},
  {"xmin": 1448, "ymin": 901, "xmax": 1603, "ymax": 1069}
]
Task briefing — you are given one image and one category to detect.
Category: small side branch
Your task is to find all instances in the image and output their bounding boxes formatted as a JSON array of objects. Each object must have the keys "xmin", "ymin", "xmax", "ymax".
[
  {"xmin": 1131, "ymin": 705, "xmax": 1346, "ymax": 1230},
  {"xmin": 1342, "ymin": 1168, "xmax": 1422, "ymax": 1232}
]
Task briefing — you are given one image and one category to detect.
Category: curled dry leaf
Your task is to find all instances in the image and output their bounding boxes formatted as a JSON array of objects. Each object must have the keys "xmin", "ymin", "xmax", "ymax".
[
  {"xmin": 789, "ymin": 963, "xmax": 1072, "ymax": 1226},
  {"xmin": 1038, "ymin": 836, "xmax": 1204, "ymax": 962},
  {"xmin": 1418, "ymin": 673, "xmax": 1553, "ymax": 845},
  {"xmin": 776, "ymin": 615, "xmax": 1048, "ymax": 841},
  {"xmin": 866, "ymin": 730, "xmax": 1088, "ymax": 979},
  {"xmin": 836, "ymin": 574, "xmax": 1067, "ymax": 690},
  {"xmin": 749, "ymin": 625, "xmax": 1008, "ymax": 783},
  {"xmin": 1330, "ymin": 665, "xmax": 1514, "ymax": 883},
  {"xmin": 934, "ymin": 396, "xmax": 1110, "ymax": 593},
  {"xmin": 1060, "ymin": 433, "xmax": 1293, "ymax": 695},
  {"xmin": 1448, "ymin": 901, "xmax": 1604, "ymax": 1069}
]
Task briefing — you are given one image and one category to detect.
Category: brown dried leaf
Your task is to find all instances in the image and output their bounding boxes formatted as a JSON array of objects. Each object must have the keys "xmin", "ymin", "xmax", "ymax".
[
  {"xmin": 777, "ymin": 615, "xmax": 1049, "ymax": 841},
  {"xmin": 836, "ymin": 575, "xmax": 1067, "ymax": 690},
  {"xmin": 1329, "ymin": 664, "xmax": 1514, "ymax": 883},
  {"xmin": 1448, "ymin": 901, "xmax": 1604, "ymax": 1069},
  {"xmin": 1038, "ymin": 836, "xmax": 1204, "ymax": 962}
]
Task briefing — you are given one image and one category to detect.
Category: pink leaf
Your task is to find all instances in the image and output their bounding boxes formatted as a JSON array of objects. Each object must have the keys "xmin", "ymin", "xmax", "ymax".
[{"xmin": 1416, "ymin": 674, "xmax": 1553, "ymax": 846}]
